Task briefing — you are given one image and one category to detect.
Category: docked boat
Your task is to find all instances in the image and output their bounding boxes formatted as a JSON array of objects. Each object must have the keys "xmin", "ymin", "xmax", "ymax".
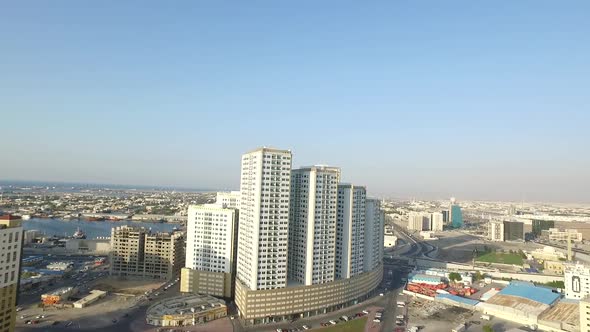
[
  {"xmin": 72, "ymin": 228, "xmax": 86, "ymax": 239},
  {"xmin": 21, "ymin": 214, "xmax": 31, "ymax": 220}
]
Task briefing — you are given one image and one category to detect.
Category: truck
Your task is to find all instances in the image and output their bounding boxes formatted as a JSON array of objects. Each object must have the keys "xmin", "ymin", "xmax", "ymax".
[{"xmin": 451, "ymin": 323, "xmax": 466, "ymax": 332}]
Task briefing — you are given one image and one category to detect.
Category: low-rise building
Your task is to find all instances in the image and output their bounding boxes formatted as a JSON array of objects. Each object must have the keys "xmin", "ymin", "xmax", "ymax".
[
  {"xmin": 65, "ymin": 239, "xmax": 111, "ymax": 254},
  {"xmin": 542, "ymin": 228, "xmax": 583, "ymax": 243},
  {"xmin": 41, "ymin": 287, "xmax": 78, "ymax": 305},
  {"xmin": 488, "ymin": 220, "xmax": 504, "ymax": 242},
  {"xmin": 384, "ymin": 233, "xmax": 397, "ymax": 248},
  {"xmin": 528, "ymin": 246, "xmax": 567, "ymax": 261},
  {"xmin": 73, "ymin": 290, "xmax": 107, "ymax": 308},
  {"xmin": 544, "ymin": 260, "xmax": 565, "ymax": 275},
  {"xmin": 46, "ymin": 261, "xmax": 74, "ymax": 271},
  {"xmin": 146, "ymin": 294, "xmax": 227, "ymax": 327}
]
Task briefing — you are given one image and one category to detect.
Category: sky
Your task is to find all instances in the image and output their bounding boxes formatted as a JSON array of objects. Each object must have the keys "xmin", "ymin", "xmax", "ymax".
[{"xmin": 1, "ymin": 1, "xmax": 589, "ymax": 203}]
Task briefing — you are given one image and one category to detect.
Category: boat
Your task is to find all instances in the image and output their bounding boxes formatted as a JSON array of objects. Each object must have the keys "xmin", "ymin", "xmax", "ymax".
[
  {"xmin": 72, "ymin": 228, "xmax": 86, "ymax": 239},
  {"xmin": 21, "ymin": 215, "xmax": 31, "ymax": 220}
]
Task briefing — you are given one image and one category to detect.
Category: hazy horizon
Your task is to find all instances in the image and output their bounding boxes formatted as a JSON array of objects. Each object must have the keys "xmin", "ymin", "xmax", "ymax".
[{"xmin": 1, "ymin": 2, "xmax": 589, "ymax": 203}]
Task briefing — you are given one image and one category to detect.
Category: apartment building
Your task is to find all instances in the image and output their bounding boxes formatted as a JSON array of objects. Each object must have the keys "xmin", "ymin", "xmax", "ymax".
[
  {"xmin": 580, "ymin": 295, "xmax": 590, "ymax": 332},
  {"xmin": 542, "ymin": 228, "xmax": 583, "ymax": 243},
  {"xmin": 235, "ymin": 147, "xmax": 292, "ymax": 291},
  {"xmin": 489, "ymin": 220, "xmax": 505, "ymax": 242},
  {"xmin": 429, "ymin": 212, "xmax": 444, "ymax": 232},
  {"xmin": 565, "ymin": 263, "xmax": 590, "ymax": 300},
  {"xmin": 110, "ymin": 226, "xmax": 183, "ymax": 280},
  {"xmin": 336, "ymin": 184, "xmax": 366, "ymax": 279},
  {"xmin": 215, "ymin": 191, "xmax": 241, "ymax": 210},
  {"xmin": 0, "ymin": 215, "xmax": 22, "ymax": 332},
  {"xmin": 407, "ymin": 212, "xmax": 429, "ymax": 231},
  {"xmin": 364, "ymin": 199, "xmax": 384, "ymax": 272},
  {"xmin": 182, "ymin": 204, "xmax": 238, "ymax": 298},
  {"xmin": 288, "ymin": 166, "xmax": 340, "ymax": 285}
]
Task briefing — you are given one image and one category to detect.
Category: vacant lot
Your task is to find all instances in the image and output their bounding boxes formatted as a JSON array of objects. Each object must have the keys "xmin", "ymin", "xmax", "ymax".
[
  {"xmin": 476, "ymin": 252, "xmax": 523, "ymax": 265},
  {"xmin": 318, "ymin": 317, "xmax": 367, "ymax": 332}
]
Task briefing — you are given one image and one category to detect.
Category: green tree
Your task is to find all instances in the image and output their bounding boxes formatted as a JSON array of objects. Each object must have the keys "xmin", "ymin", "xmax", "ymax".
[
  {"xmin": 483, "ymin": 324, "xmax": 494, "ymax": 332},
  {"xmin": 448, "ymin": 272, "xmax": 462, "ymax": 282},
  {"xmin": 473, "ymin": 271, "xmax": 484, "ymax": 281}
]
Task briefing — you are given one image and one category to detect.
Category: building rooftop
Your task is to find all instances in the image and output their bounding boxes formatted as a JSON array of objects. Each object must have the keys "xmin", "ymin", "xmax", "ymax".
[
  {"xmin": 538, "ymin": 300, "xmax": 579, "ymax": 328},
  {"xmin": 436, "ymin": 293, "xmax": 479, "ymax": 307},
  {"xmin": 147, "ymin": 294, "xmax": 226, "ymax": 319},
  {"xmin": 497, "ymin": 281, "xmax": 560, "ymax": 305}
]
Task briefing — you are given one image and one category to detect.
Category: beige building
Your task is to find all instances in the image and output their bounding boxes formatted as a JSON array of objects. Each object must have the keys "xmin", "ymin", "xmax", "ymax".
[
  {"xmin": 581, "ymin": 295, "xmax": 590, "ymax": 332},
  {"xmin": 0, "ymin": 215, "xmax": 22, "ymax": 332},
  {"xmin": 235, "ymin": 264, "xmax": 382, "ymax": 324},
  {"xmin": 146, "ymin": 294, "xmax": 227, "ymax": 327},
  {"xmin": 544, "ymin": 260, "xmax": 565, "ymax": 275},
  {"xmin": 407, "ymin": 212, "xmax": 429, "ymax": 231},
  {"xmin": 542, "ymin": 228, "xmax": 583, "ymax": 243},
  {"xmin": 110, "ymin": 226, "xmax": 184, "ymax": 280}
]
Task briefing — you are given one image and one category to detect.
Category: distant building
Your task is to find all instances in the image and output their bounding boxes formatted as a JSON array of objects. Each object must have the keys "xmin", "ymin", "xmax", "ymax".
[
  {"xmin": 182, "ymin": 204, "xmax": 238, "ymax": 298},
  {"xmin": 365, "ymin": 198, "xmax": 384, "ymax": 272},
  {"xmin": 335, "ymin": 184, "xmax": 366, "ymax": 279},
  {"xmin": 488, "ymin": 220, "xmax": 505, "ymax": 242},
  {"xmin": 384, "ymin": 234, "xmax": 397, "ymax": 248},
  {"xmin": 565, "ymin": 263, "xmax": 590, "ymax": 299},
  {"xmin": 407, "ymin": 212, "xmax": 429, "ymax": 231},
  {"xmin": 429, "ymin": 212, "xmax": 444, "ymax": 232},
  {"xmin": 289, "ymin": 166, "xmax": 340, "ymax": 286},
  {"xmin": 544, "ymin": 261, "xmax": 565, "ymax": 275},
  {"xmin": 442, "ymin": 210, "xmax": 449, "ymax": 223},
  {"xmin": 450, "ymin": 205, "xmax": 463, "ymax": 228},
  {"xmin": 529, "ymin": 246, "xmax": 567, "ymax": 261},
  {"xmin": 110, "ymin": 226, "xmax": 184, "ymax": 280},
  {"xmin": 532, "ymin": 219, "xmax": 555, "ymax": 237},
  {"xmin": 215, "ymin": 191, "xmax": 241, "ymax": 209},
  {"xmin": 542, "ymin": 228, "xmax": 583, "ymax": 243},
  {"xmin": 0, "ymin": 215, "xmax": 22, "ymax": 332},
  {"xmin": 503, "ymin": 221, "xmax": 524, "ymax": 242}
]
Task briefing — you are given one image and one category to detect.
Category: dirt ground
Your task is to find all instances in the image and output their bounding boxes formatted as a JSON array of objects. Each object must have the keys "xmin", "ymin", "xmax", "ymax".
[{"xmin": 92, "ymin": 277, "xmax": 165, "ymax": 295}]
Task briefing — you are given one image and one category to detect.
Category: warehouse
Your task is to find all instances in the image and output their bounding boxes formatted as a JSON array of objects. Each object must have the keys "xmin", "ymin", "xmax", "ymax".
[{"xmin": 73, "ymin": 290, "xmax": 107, "ymax": 308}]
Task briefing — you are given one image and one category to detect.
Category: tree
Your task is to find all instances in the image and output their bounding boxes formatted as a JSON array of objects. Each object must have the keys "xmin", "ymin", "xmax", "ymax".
[
  {"xmin": 483, "ymin": 324, "xmax": 494, "ymax": 332},
  {"xmin": 448, "ymin": 272, "xmax": 462, "ymax": 282},
  {"xmin": 473, "ymin": 271, "xmax": 484, "ymax": 281}
]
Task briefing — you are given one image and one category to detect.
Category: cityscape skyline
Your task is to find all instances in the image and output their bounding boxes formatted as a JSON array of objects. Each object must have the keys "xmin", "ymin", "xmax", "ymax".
[{"xmin": 2, "ymin": 1, "xmax": 589, "ymax": 203}]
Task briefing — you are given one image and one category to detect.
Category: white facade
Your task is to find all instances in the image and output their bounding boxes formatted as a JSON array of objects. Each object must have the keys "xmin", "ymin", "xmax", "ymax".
[
  {"xmin": 186, "ymin": 204, "xmax": 238, "ymax": 274},
  {"xmin": 216, "ymin": 191, "xmax": 241, "ymax": 210},
  {"xmin": 407, "ymin": 212, "xmax": 429, "ymax": 231},
  {"xmin": 364, "ymin": 198, "xmax": 384, "ymax": 272},
  {"xmin": 236, "ymin": 147, "xmax": 292, "ymax": 290},
  {"xmin": 288, "ymin": 166, "xmax": 340, "ymax": 286},
  {"xmin": 335, "ymin": 184, "xmax": 366, "ymax": 279},
  {"xmin": 565, "ymin": 263, "xmax": 590, "ymax": 299},
  {"xmin": 489, "ymin": 220, "xmax": 505, "ymax": 242},
  {"xmin": 581, "ymin": 296, "xmax": 590, "ymax": 332},
  {"xmin": 0, "ymin": 221, "xmax": 22, "ymax": 289},
  {"xmin": 543, "ymin": 228, "xmax": 583, "ymax": 242},
  {"xmin": 429, "ymin": 212, "xmax": 444, "ymax": 232}
]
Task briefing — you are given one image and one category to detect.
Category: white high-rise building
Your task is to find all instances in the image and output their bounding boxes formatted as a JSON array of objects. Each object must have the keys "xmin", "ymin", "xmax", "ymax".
[
  {"xmin": 489, "ymin": 220, "xmax": 505, "ymax": 242},
  {"xmin": 216, "ymin": 191, "xmax": 241, "ymax": 209},
  {"xmin": 236, "ymin": 147, "xmax": 292, "ymax": 290},
  {"xmin": 565, "ymin": 263, "xmax": 590, "ymax": 299},
  {"xmin": 288, "ymin": 166, "xmax": 340, "ymax": 285},
  {"xmin": 336, "ymin": 184, "xmax": 366, "ymax": 279},
  {"xmin": 408, "ymin": 212, "xmax": 429, "ymax": 231},
  {"xmin": 429, "ymin": 212, "xmax": 444, "ymax": 232},
  {"xmin": 0, "ymin": 215, "xmax": 23, "ymax": 332},
  {"xmin": 182, "ymin": 204, "xmax": 238, "ymax": 298},
  {"xmin": 364, "ymin": 198, "xmax": 384, "ymax": 272},
  {"xmin": 186, "ymin": 204, "xmax": 238, "ymax": 273}
]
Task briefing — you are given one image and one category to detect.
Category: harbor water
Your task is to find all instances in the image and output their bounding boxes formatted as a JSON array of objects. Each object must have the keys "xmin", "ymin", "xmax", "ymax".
[{"xmin": 23, "ymin": 218, "xmax": 178, "ymax": 239}]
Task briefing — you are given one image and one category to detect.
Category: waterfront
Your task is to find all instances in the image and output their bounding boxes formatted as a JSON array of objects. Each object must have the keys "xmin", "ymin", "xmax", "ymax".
[{"xmin": 23, "ymin": 218, "xmax": 178, "ymax": 239}]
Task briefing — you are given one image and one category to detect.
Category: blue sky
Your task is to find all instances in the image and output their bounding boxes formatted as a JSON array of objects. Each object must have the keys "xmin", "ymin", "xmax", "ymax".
[{"xmin": 1, "ymin": 1, "xmax": 589, "ymax": 202}]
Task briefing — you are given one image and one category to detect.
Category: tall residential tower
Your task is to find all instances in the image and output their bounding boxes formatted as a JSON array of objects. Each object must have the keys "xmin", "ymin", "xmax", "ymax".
[
  {"xmin": 288, "ymin": 166, "xmax": 340, "ymax": 285},
  {"xmin": 236, "ymin": 147, "xmax": 292, "ymax": 291},
  {"xmin": 335, "ymin": 184, "xmax": 366, "ymax": 279},
  {"xmin": 0, "ymin": 215, "xmax": 22, "ymax": 332}
]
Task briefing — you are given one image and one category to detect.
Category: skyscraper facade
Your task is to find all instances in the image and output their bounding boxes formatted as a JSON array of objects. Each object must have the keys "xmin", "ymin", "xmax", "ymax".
[
  {"xmin": 182, "ymin": 204, "xmax": 238, "ymax": 298},
  {"xmin": 236, "ymin": 147, "xmax": 292, "ymax": 291},
  {"xmin": 451, "ymin": 205, "xmax": 463, "ymax": 228},
  {"xmin": 288, "ymin": 166, "xmax": 340, "ymax": 285},
  {"xmin": 0, "ymin": 215, "xmax": 22, "ymax": 332},
  {"xmin": 429, "ymin": 212, "xmax": 444, "ymax": 231},
  {"xmin": 335, "ymin": 184, "xmax": 366, "ymax": 279},
  {"xmin": 216, "ymin": 191, "xmax": 241, "ymax": 210},
  {"xmin": 364, "ymin": 198, "xmax": 384, "ymax": 272}
]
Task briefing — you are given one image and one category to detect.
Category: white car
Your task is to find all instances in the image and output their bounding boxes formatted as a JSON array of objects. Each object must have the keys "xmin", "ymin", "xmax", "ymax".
[
  {"xmin": 329, "ymin": 320, "xmax": 337, "ymax": 325},
  {"xmin": 302, "ymin": 325, "xmax": 310, "ymax": 330},
  {"xmin": 373, "ymin": 318, "xmax": 381, "ymax": 323}
]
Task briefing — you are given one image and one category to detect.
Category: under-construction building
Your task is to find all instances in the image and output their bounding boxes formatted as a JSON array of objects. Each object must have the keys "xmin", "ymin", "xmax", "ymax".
[{"xmin": 110, "ymin": 226, "xmax": 184, "ymax": 280}]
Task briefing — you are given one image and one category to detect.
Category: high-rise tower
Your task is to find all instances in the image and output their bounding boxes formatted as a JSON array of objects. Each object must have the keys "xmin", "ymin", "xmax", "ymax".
[
  {"xmin": 288, "ymin": 166, "xmax": 340, "ymax": 285},
  {"xmin": 236, "ymin": 147, "xmax": 292, "ymax": 290},
  {"xmin": 335, "ymin": 184, "xmax": 366, "ymax": 279}
]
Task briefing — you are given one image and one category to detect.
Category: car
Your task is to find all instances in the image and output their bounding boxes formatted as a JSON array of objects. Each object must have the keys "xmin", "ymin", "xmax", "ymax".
[
  {"xmin": 276, "ymin": 329, "xmax": 282, "ymax": 332},
  {"xmin": 362, "ymin": 310, "xmax": 369, "ymax": 314},
  {"xmin": 329, "ymin": 320, "xmax": 337, "ymax": 325},
  {"xmin": 112, "ymin": 319, "xmax": 118, "ymax": 323},
  {"xmin": 302, "ymin": 325, "xmax": 310, "ymax": 330},
  {"xmin": 396, "ymin": 320, "xmax": 403, "ymax": 325},
  {"xmin": 32, "ymin": 320, "xmax": 40, "ymax": 325},
  {"xmin": 16, "ymin": 307, "xmax": 23, "ymax": 312},
  {"xmin": 373, "ymin": 318, "xmax": 381, "ymax": 323},
  {"xmin": 25, "ymin": 320, "xmax": 31, "ymax": 325},
  {"xmin": 66, "ymin": 321, "xmax": 73, "ymax": 327},
  {"xmin": 396, "ymin": 315, "xmax": 405, "ymax": 319},
  {"xmin": 52, "ymin": 321, "xmax": 60, "ymax": 325}
]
